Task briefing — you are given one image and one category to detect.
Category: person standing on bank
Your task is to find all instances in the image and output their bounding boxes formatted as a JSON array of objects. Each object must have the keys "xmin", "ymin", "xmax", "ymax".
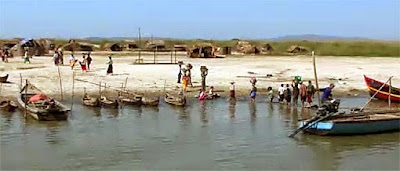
[
  {"xmin": 106, "ymin": 56, "xmax": 113, "ymax": 75},
  {"xmin": 177, "ymin": 63, "xmax": 182, "ymax": 83},
  {"xmin": 250, "ymin": 84, "xmax": 257, "ymax": 102},
  {"xmin": 24, "ymin": 50, "xmax": 30, "ymax": 64},
  {"xmin": 306, "ymin": 80, "xmax": 316, "ymax": 106},
  {"xmin": 86, "ymin": 52, "xmax": 92, "ymax": 70},
  {"xmin": 229, "ymin": 81, "xmax": 236, "ymax": 98},
  {"xmin": 292, "ymin": 80, "xmax": 299, "ymax": 105},
  {"xmin": 278, "ymin": 84, "xmax": 285, "ymax": 103}
]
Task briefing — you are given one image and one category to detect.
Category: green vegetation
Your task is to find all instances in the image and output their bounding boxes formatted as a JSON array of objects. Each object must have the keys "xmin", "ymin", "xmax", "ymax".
[{"xmin": 49, "ymin": 39, "xmax": 399, "ymax": 57}]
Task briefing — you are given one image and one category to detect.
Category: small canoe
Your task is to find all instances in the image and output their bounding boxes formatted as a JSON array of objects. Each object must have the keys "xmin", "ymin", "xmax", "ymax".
[
  {"xmin": 17, "ymin": 82, "xmax": 69, "ymax": 121},
  {"xmin": 165, "ymin": 93, "xmax": 186, "ymax": 106},
  {"xmin": 0, "ymin": 74, "xmax": 8, "ymax": 83},
  {"xmin": 82, "ymin": 94, "xmax": 100, "ymax": 107},
  {"xmin": 141, "ymin": 97, "xmax": 159, "ymax": 106},
  {"xmin": 364, "ymin": 75, "xmax": 400, "ymax": 102},
  {"xmin": 118, "ymin": 95, "xmax": 142, "ymax": 105},
  {"xmin": 100, "ymin": 96, "xmax": 118, "ymax": 108},
  {"xmin": 300, "ymin": 112, "xmax": 400, "ymax": 135},
  {"xmin": 0, "ymin": 100, "xmax": 18, "ymax": 112}
]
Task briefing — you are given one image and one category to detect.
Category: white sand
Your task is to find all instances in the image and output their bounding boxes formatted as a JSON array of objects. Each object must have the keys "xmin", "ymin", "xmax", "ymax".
[{"xmin": 1, "ymin": 54, "xmax": 399, "ymax": 99}]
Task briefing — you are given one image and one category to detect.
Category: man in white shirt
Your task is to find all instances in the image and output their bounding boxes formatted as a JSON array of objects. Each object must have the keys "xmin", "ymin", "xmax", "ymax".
[{"xmin": 278, "ymin": 84, "xmax": 285, "ymax": 102}]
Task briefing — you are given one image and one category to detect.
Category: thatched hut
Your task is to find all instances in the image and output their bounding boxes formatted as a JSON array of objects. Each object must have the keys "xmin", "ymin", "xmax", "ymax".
[
  {"xmin": 103, "ymin": 43, "xmax": 122, "ymax": 51},
  {"xmin": 261, "ymin": 43, "xmax": 274, "ymax": 52},
  {"xmin": 221, "ymin": 47, "xmax": 232, "ymax": 55},
  {"xmin": 188, "ymin": 43, "xmax": 217, "ymax": 58},
  {"xmin": 287, "ymin": 45, "xmax": 308, "ymax": 53},
  {"xmin": 0, "ymin": 38, "xmax": 22, "ymax": 49},
  {"xmin": 9, "ymin": 39, "xmax": 45, "ymax": 57},
  {"xmin": 146, "ymin": 40, "xmax": 165, "ymax": 50},
  {"xmin": 174, "ymin": 45, "xmax": 187, "ymax": 51},
  {"xmin": 235, "ymin": 41, "xmax": 260, "ymax": 54},
  {"xmin": 37, "ymin": 38, "xmax": 55, "ymax": 54},
  {"xmin": 60, "ymin": 41, "xmax": 100, "ymax": 52},
  {"xmin": 124, "ymin": 40, "xmax": 138, "ymax": 50}
]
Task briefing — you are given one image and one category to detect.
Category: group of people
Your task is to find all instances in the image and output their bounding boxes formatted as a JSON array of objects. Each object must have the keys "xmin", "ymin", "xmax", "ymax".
[
  {"xmin": 0, "ymin": 48, "xmax": 10, "ymax": 62},
  {"xmin": 226, "ymin": 76, "xmax": 335, "ymax": 107},
  {"xmin": 68, "ymin": 52, "xmax": 93, "ymax": 72}
]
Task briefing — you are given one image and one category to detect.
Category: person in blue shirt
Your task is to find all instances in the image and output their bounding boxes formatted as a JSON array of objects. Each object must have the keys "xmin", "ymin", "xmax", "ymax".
[{"xmin": 322, "ymin": 83, "xmax": 335, "ymax": 102}]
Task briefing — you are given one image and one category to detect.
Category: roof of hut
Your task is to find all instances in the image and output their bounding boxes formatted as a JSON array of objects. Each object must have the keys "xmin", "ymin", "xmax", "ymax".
[
  {"xmin": 146, "ymin": 40, "xmax": 165, "ymax": 48},
  {"xmin": 287, "ymin": 45, "xmax": 308, "ymax": 53}
]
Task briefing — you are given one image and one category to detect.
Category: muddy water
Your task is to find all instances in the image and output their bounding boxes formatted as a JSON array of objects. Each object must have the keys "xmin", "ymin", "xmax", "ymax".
[{"xmin": 1, "ymin": 97, "xmax": 399, "ymax": 170}]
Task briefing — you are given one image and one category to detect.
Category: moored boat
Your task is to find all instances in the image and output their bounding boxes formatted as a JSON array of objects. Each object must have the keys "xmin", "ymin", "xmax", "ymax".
[
  {"xmin": 300, "ymin": 111, "xmax": 400, "ymax": 135},
  {"xmin": 100, "ymin": 96, "xmax": 118, "ymax": 108},
  {"xmin": 82, "ymin": 94, "xmax": 100, "ymax": 107},
  {"xmin": 141, "ymin": 97, "xmax": 159, "ymax": 106},
  {"xmin": 0, "ymin": 74, "xmax": 8, "ymax": 83},
  {"xmin": 364, "ymin": 75, "xmax": 400, "ymax": 102},
  {"xmin": 17, "ymin": 81, "xmax": 69, "ymax": 121},
  {"xmin": 165, "ymin": 93, "xmax": 186, "ymax": 106},
  {"xmin": 118, "ymin": 95, "xmax": 142, "ymax": 105},
  {"xmin": 0, "ymin": 100, "xmax": 18, "ymax": 112}
]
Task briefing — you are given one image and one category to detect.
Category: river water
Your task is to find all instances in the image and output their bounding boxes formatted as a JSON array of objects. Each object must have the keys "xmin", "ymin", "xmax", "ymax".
[{"xmin": 1, "ymin": 97, "xmax": 399, "ymax": 170}]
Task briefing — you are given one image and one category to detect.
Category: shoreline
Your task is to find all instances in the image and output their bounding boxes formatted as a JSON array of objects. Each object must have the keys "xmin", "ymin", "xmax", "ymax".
[{"xmin": 1, "ymin": 54, "xmax": 399, "ymax": 103}]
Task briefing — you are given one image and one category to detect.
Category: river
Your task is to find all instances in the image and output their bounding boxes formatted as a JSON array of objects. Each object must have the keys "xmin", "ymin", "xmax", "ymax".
[{"xmin": 1, "ymin": 96, "xmax": 399, "ymax": 170}]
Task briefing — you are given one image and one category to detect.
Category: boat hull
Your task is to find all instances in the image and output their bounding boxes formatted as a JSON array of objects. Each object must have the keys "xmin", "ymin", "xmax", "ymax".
[
  {"xmin": 301, "ymin": 117, "xmax": 400, "ymax": 135},
  {"xmin": 364, "ymin": 75, "xmax": 400, "ymax": 102},
  {"xmin": 0, "ymin": 74, "xmax": 8, "ymax": 83}
]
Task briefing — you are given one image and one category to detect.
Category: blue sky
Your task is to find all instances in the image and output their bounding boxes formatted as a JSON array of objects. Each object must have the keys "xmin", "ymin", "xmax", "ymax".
[{"xmin": 0, "ymin": 0, "xmax": 399, "ymax": 40}]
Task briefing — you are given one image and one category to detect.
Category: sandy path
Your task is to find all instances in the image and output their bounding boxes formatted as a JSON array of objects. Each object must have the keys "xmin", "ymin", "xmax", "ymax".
[{"xmin": 0, "ymin": 54, "xmax": 399, "ymax": 100}]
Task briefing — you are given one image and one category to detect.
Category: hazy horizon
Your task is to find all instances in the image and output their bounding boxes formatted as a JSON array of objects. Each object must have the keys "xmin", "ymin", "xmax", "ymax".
[{"xmin": 0, "ymin": 0, "xmax": 399, "ymax": 40}]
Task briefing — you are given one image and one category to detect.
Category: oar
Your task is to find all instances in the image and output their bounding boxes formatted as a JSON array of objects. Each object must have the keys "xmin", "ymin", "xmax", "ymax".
[{"xmin": 289, "ymin": 112, "xmax": 337, "ymax": 138}]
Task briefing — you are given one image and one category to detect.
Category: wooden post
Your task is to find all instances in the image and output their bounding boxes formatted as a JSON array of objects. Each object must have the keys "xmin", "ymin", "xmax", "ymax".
[
  {"xmin": 71, "ymin": 71, "xmax": 75, "ymax": 110},
  {"xmin": 124, "ymin": 77, "xmax": 128, "ymax": 91},
  {"xmin": 84, "ymin": 87, "xmax": 87, "ymax": 95},
  {"xmin": 389, "ymin": 77, "xmax": 392, "ymax": 109},
  {"xmin": 19, "ymin": 73, "xmax": 22, "ymax": 90},
  {"xmin": 99, "ymin": 81, "xmax": 101, "ymax": 97},
  {"xmin": 171, "ymin": 49, "xmax": 173, "ymax": 63},
  {"xmin": 174, "ymin": 50, "xmax": 177, "ymax": 63},
  {"xmin": 57, "ymin": 65, "xmax": 63, "ymax": 100},
  {"xmin": 138, "ymin": 27, "xmax": 141, "ymax": 62},
  {"xmin": 24, "ymin": 79, "xmax": 27, "ymax": 118},
  {"xmin": 153, "ymin": 50, "xmax": 156, "ymax": 64},
  {"xmin": 312, "ymin": 51, "xmax": 321, "ymax": 106}
]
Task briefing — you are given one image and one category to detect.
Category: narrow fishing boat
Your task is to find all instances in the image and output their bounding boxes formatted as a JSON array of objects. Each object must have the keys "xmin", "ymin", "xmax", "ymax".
[
  {"xmin": 364, "ymin": 75, "xmax": 400, "ymax": 102},
  {"xmin": 165, "ymin": 93, "xmax": 186, "ymax": 106},
  {"xmin": 17, "ymin": 81, "xmax": 69, "ymax": 121},
  {"xmin": 141, "ymin": 97, "xmax": 159, "ymax": 106},
  {"xmin": 100, "ymin": 96, "xmax": 118, "ymax": 108},
  {"xmin": 0, "ymin": 74, "xmax": 8, "ymax": 83},
  {"xmin": 300, "ymin": 111, "xmax": 400, "ymax": 135},
  {"xmin": 82, "ymin": 94, "xmax": 100, "ymax": 107},
  {"xmin": 118, "ymin": 94, "xmax": 142, "ymax": 105},
  {"xmin": 0, "ymin": 100, "xmax": 18, "ymax": 112}
]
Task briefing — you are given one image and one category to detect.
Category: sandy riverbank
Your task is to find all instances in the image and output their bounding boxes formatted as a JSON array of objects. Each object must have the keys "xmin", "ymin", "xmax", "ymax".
[{"xmin": 0, "ymin": 54, "xmax": 399, "ymax": 100}]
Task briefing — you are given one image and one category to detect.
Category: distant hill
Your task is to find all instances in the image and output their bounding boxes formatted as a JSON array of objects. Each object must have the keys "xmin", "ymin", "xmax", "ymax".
[{"xmin": 268, "ymin": 34, "xmax": 371, "ymax": 41}]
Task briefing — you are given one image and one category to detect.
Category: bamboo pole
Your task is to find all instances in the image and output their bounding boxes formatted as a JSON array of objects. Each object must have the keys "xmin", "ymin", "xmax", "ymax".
[
  {"xmin": 388, "ymin": 77, "xmax": 392, "ymax": 109},
  {"xmin": 138, "ymin": 27, "xmax": 141, "ymax": 62},
  {"xmin": 75, "ymin": 79, "xmax": 138, "ymax": 96},
  {"xmin": 57, "ymin": 65, "xmax": 63, "ymax": 100},
  {"xmin": 171, "ymin": 49, "xmax": 173, "ymax": 63},
  {"xmin": 124, "ymin": 77, "xmax": 128, "ymax": 91},
  {"xmin": 360, "ymin": 76, "xmax": 392, "ymax": 111},
  {"xmin": 99, "ymin": 81, "xmax": 101, "ymax": 97},
  {"xmin": 312, "ymin": 51, "xmax": 321, "ymax": 107},
  {"xmin": 71, "ymin": 71, "xmax": 75, "ymax": 110},
  {"xmin": 19, "ymin": 73, "xmax": 22, "ymax": 90},
  {"xmin": 24, "ymin": 79, "xmax": 27, "ymax": 118}
]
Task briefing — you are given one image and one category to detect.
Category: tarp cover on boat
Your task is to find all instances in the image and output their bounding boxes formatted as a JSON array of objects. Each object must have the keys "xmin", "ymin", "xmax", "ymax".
[{"xmin": 29, "ymin": 94, "xmax": 49, "ymax": 102}]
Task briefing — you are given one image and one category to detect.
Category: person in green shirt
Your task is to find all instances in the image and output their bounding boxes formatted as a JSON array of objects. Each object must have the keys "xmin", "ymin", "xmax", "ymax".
[{"xmin": 267, "ymin": 86, "xmax": 274, "ymax": 102}]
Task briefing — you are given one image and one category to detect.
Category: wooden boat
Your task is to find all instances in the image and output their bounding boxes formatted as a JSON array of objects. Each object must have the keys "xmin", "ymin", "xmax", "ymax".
[
  {"xmin": 141, "ymin": 97, "xmax": 159, "ymax": 106},
  {"xmin": 164, "ymin": 93, "xmax": 186, "ymax": 106},
  {"xmin": 300, "ymin": 110, "xmax": 400, "ymax": 135},
  {"xmin": 17, "ymin": 82, "xmax": 69, "ymax": 121},
  {"xmin": 118, "ymin": 95, "xmax": 142, "ymax": 105},
  {"xmin": 82, "ymin": 94, "xmax": 100, "ymax": 107},
  {"xmin": 364, "ymin": 75, "xmax": 400, "ymax": 102},
  {"xmin": 100, "ymin": 96, "xmax": 118, "ymax": 108},
  {"xmin": 0, "ymin": 74, "xmax": 8, "ymax": 83},
  {"xmin": 0, "ymin": 100, "xmax": 18, "ymax": 112}
]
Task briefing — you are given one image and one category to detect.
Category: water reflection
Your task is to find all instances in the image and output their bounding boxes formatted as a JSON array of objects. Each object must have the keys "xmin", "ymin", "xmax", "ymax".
[
  {"xmin": 249, "ymin": 101, "xmax": 256, "ymax": 124},
  {"xmin": 200, "ymin": 100, "xmax": 208, "ymax": 124},
  {"xmin": 228, "ymin": 98, "xmax": 236, "ymax": 118}
]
